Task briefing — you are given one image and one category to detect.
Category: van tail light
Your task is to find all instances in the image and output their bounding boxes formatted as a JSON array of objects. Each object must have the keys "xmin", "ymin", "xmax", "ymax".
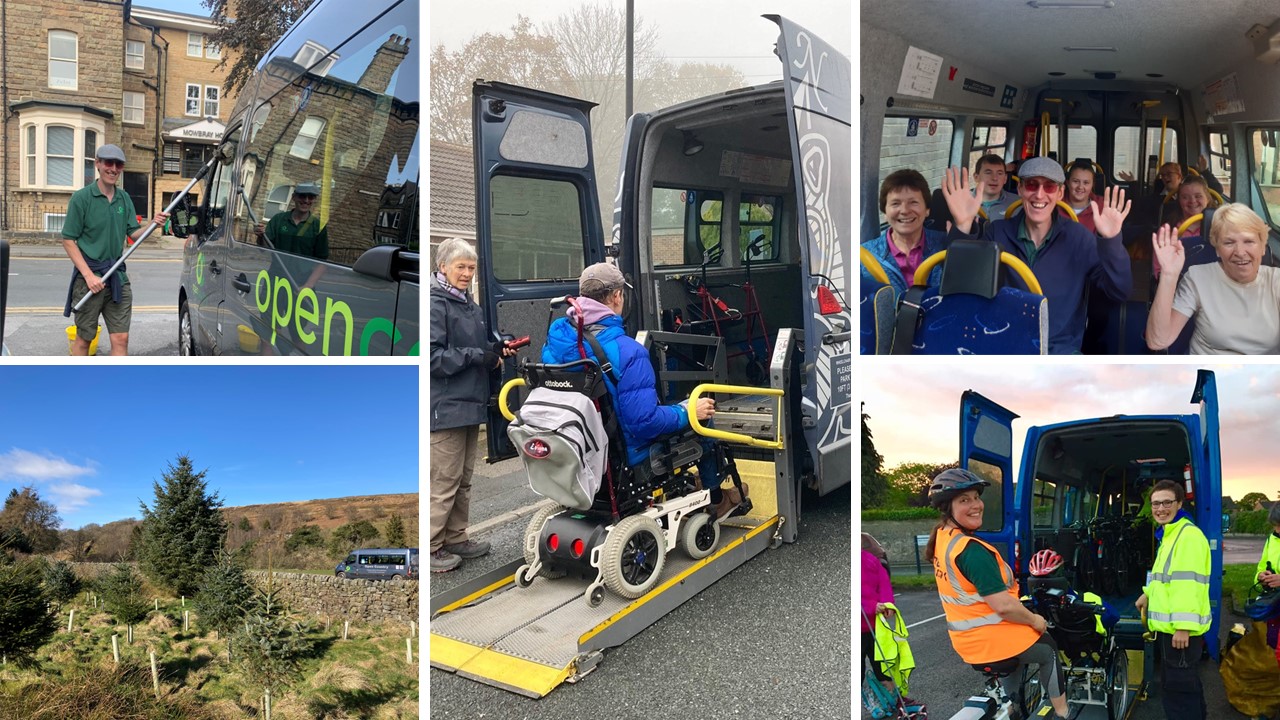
[{"xmin": 816, "ymin": 285, "xmax": 843, "ymax": 315}]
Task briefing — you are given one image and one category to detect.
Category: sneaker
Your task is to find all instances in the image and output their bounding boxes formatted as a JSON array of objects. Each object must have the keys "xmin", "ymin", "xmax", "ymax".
[
  {"xmin": 431, "ymin": 548, "xmax": 461, "ymax": 573},
  {"xmin": 443, "ymin": 539, "xmax": 491, "ymax": 559}
]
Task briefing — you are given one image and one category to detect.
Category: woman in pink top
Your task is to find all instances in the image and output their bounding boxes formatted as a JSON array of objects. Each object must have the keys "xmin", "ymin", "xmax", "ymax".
[
  {"xmin": 862, "ymin": 547, "xmax": 897, "ymax": 693},
  {"xmin": 1063, "ymin": 161, "xmax": 1103, "ymax": 233}
]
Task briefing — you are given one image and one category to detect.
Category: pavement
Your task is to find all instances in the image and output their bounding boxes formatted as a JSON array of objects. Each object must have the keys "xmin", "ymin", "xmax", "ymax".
[{"xmin": 4, "ymin": 234, "xmax": 186, "ymax": 259}]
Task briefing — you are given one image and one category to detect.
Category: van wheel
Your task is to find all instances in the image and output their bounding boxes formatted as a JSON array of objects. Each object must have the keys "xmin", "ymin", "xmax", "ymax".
[
  {"xmin": 179, "ymin": 299, "xmax": 196, "ymax": 356},
  {"xmin": 677, "ymin": 512, "xmax": 719, "ymax": 560},
  {"xmin": 601, "ymin": 515, "xmax": 666, "ymax": 599},
  {"xmin": 389, "ymin": 574, "xmax": 404, "ymax": 584},
  {"xmin": 337, "ymin": 571, "xmax": 346, "ymax": 579},
  {"xmin": 523, "ymin": 502, "xmax": 567, "ymax": 579}
]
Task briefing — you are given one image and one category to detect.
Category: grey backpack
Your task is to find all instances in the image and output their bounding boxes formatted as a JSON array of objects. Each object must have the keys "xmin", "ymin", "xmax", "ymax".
[{"xmin": 507, "ymin": 384, "xmax": 607, "ymax": 511}]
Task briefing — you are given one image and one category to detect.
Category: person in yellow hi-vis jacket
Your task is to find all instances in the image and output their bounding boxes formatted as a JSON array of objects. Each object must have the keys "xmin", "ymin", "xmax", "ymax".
[{"xmin": 1135, "ymin": 479, "xmax": 1211, "ymax": 720}]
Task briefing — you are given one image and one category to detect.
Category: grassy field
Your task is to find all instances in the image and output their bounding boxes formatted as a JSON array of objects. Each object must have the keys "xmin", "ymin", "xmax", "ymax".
[{"xmin": 0, "ymin": 592, "xmax": 418, "ymax": 719}]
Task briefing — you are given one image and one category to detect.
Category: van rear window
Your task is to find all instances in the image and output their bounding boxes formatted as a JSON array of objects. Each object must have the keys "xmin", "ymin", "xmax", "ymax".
[{"xmin": 489, "ymin": 175, "xmax": 586, "ymax": 281}]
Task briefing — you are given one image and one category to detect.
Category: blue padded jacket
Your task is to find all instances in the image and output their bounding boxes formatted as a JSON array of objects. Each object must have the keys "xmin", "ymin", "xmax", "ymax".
[{"xmin": 542, "ymin": 313, "xmax": 688, "ymax": 466}]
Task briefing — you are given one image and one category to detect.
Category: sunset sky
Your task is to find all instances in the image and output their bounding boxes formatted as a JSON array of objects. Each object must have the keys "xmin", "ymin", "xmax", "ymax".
[{"xmin": 861, "ymin": 362, "xmax": 1280, "ymax": 502}]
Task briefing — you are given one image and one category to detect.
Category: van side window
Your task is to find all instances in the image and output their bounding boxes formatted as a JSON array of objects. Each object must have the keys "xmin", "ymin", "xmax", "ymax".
[
  {"xmin": 739, "ymin": 194, "xmax": 780, "ymax": 262},
  {"xmin": 1207, "ymin": 129, "xmax": 1231, "ymax": 197},
  {"xmin": 1031, "ymin": 478, "xmax": 1056, "ymax": 529},
  {"xmin": 344, "ymin": 554, "xmax": 356, "ymax": 564},
  {"xmin": 651, "ymin": 187, "xmax": 724, "ymax": 268},
  {"xmin": 228, "ymin": 0, "xmax": 419, "ymax": 265},
  {"xmin": 878, "ymin": 116, "xmax": 954, "ymax": 223},
  {"xmin": 1248, "ymin": 128, "xmax": 1279, "ymax": 230},
  {"xmin": 489, "ymin": 175, "xmax": 585, "ymax": 280},
  {"xmin": 967, "ymin": 123, "xmax": 1008, "ymax": 171}
]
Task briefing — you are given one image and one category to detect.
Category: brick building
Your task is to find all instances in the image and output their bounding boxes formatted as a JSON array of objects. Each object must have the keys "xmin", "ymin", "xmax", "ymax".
[{"xmin": 0, "ymin": 0, "xmax": 233, "ymax": 234}]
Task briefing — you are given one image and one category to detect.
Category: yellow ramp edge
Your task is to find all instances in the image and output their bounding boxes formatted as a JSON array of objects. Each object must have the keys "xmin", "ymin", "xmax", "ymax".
[{"xmin": 430, "ymin": 634, "xmax": 573, "ymax": 698}]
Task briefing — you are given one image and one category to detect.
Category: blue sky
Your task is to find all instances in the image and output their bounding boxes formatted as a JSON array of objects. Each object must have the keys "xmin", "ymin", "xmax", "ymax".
[
  {"xmin": 136, "ymin": 0, "xmax": 216, "ymax": 16},
  {"xmin": 0, "ymin": 366, "xmax": 418, "ymax": 529}
]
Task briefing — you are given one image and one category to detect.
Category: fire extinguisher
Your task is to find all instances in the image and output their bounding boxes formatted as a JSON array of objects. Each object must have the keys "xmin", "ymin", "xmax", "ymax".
[
  {"xmin": 1183, "ymin": 463, "xmax": 1195, "ymax": 501},
  {"xmin": 1020, "ymin": 122, "xmax": 1039, "ymax": 160}
]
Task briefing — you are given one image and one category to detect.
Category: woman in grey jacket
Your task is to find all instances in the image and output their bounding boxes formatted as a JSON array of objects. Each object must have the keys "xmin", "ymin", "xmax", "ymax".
[{"xmin": 429, "ymin": 238, "xmax": 508, "ymax": 572}]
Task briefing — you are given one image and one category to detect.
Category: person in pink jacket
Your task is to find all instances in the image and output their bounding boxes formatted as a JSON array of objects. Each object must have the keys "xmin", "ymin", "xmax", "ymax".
[{"xmin": 862, "ymin": 547, "xmax": 897, "ymax": 693}]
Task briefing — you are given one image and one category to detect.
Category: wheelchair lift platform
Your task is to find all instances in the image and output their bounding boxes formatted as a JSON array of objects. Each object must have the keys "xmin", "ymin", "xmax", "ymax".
[{"xmin": 430, "ymin": 459, "xmax": 782, "ymax": 698}]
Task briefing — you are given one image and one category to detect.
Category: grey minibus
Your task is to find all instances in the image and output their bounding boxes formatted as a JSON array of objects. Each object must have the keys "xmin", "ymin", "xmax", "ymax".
[{"xmin": 335, "ymin": 547, "xmax": 419, "ymax": 582}]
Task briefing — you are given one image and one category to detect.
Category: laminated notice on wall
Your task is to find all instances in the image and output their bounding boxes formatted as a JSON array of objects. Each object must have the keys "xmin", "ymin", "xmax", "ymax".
[
  {"xmin": 719, "ymin": 150, "xmax": 791, "ymax": 187},
  {"xmin": 1203, "ymin": 74, "xmax": 1246, "ymax": 116},
  {"xmin": 897, "ymin": 46, "xmax": 942, "ymax": 99}
]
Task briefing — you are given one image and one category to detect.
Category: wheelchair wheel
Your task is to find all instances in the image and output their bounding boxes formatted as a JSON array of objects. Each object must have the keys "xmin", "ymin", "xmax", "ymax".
[
  {"xmin": 522, "ymin": 502, "xmax": 567, "ymax": 579},
  {"xmin": 1014, "ymin": 662, "xmax": 1043, "ymax": 718},
  {"xmin": 601, "ymin": 515, "xmax": 667, "ymax": 599},
  {"xmin": 1106, "ymin": 646, "xmax": 1129, "ymax": 720},
  {"xmin": 677, "ymin": 512, "xmax": 720, "ymax": 560}
]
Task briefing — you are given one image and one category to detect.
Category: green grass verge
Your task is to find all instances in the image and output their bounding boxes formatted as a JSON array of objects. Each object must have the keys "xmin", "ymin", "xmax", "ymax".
[
  {"xmin": 0, "ymin": 590, "xmax": 418, "ymax": 719},
  {"xmin": 1223, "ymin": 562, "xmax": 1260, "ymax": 611}
]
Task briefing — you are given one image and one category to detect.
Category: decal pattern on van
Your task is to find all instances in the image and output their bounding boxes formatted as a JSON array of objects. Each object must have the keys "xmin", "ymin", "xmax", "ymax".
[{"xmin": 789, "ymin": 26, "xmax": 851, "ymax": 448}]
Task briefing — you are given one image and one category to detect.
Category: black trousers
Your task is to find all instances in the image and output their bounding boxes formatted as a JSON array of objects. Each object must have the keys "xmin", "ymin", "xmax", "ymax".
[
  {"xmin": 1157, "ymin": 631, "xmax": 1207, "ymax": 720},
  {"xmin": 862, "ymin": 630, "xmax": 891, "ymax": 682}
]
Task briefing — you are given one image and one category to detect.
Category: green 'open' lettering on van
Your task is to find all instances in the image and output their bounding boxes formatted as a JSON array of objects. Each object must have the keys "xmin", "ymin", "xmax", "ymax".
[{"xmin": 252, "ymin": 269, "xmax": 418, "ymax": 355}]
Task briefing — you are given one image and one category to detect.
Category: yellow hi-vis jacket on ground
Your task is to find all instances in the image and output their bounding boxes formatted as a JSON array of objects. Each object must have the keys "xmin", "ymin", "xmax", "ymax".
[
  {"xmin": 1145, "ymin": 516, "xmax": 1211, "ymax": 635},
  {"xmin": 1256, "ymin": 533, "xmax": 1280, "ymax": 583},
  {"xmin": 873, "ymin": 602, "xmax": 916, "ymax": 695},
  {"xmin": 934, "ymin": 526, "xmax": 1040, "ymax": 664}
]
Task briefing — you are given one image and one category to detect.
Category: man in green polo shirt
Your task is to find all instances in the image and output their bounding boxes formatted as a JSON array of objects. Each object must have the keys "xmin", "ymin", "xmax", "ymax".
[
  {"xmin": 254, "ymin": 182, "xmax": 329, "ymax": 260},
  {"xmin": 61, "ymin": 144, "xmax": 167, "ymax": 356}
]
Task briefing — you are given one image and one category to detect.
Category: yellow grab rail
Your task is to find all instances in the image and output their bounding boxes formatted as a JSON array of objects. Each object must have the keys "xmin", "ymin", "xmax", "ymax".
[
  {"xmin": 498, "ymin": 377, "xmax": 526, "ymax": 421},
  {"xmin": 1040, "ymin": 111, "xmax": 1051, "ymax": 157},
  {"xmin": 1004, "ymin": 199, "xmax": 1079, "ymax": 223},
  {"xmin": 687, "ymin": 384, "xmax": 785, "ymax": 450},
  {"xmin": 860, "ymin": 246, "xmax": 890, "ymax": 285},
  {"xmin": 1177, "ymin": 213, "xmax": 1204, "ymax": 237},
  {"xmin": 1158, "ymin": 116, "xmax": 1168, "ymax": 164},
  {"xmin": 913, "ymin": 249, "xmax": 1044, "ymax": 295}
]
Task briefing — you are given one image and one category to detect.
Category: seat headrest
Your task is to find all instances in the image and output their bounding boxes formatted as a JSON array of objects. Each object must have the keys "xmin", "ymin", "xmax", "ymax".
[{"xmin": 939, "ymin": 239, "xmax": 1001, "ymax": 299}]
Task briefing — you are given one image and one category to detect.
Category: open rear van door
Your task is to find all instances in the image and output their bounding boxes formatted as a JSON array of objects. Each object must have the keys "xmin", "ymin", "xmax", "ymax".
[
  {"xmin": 471, "ymin": 81, "xmax": 608, "ymax": 461},
  {"xmin": 768, "ymin": 16, "xmax": 853, "ymax": 492},
  {"xmin": 1191, "ymin": 369, "xmax": 1224, "ymax": 656},
  {"xmin": 960, "ymin": 390, "xmax": 1022, "ymax": 575}
]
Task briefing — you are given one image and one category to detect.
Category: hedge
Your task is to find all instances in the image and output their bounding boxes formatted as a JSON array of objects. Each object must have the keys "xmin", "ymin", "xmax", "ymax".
[
  {"xmin": 861, "ymin": 507, "xmax": 939, "ymax": 521},
  {"xmin": 1232, "ymin": 510, "xmax": 1273, "ymax": 535}
]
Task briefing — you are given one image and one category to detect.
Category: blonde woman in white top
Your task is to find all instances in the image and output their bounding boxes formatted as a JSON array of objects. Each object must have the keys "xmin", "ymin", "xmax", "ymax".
[{"xmin": 1146, "ymin": 203, "xmax": 1280, "ymax": 354}]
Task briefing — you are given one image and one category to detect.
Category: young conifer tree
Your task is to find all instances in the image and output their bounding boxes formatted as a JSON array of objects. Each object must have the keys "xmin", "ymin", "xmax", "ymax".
[
  {"xmin": 138, "ymin": 455, "xmax": 228, "ymax": 596},
  {"xmin": 0, "ymin": 555, "xmax": 58, "ymax": 667}
]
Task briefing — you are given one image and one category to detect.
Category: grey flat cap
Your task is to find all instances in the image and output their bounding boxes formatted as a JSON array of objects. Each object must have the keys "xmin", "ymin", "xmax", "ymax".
[
  {"xmin": 1018, "ymin": 156, "xmax": 1065, "ymax": 184},
  {"xmin": 96, "ymin": 144, "xmax": 126, "ymax": 163}
]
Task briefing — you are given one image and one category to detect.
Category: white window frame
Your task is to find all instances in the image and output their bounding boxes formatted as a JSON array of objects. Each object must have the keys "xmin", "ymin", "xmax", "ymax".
[
  {"xmin": 83, "ymin": 129, "xmax": 97, "ymax": 187},
  {"xmin": 25, "ymin": 126, "xmax": 36, "ymax": 185},
  {"xmin": 125, "ymin": 40, "xmax": 145, "ymax": 70},
  {"xmin": 44, "ymin": 213, "xmax": 67, "ymax": 233},
  {"xmin": 204, "ymin": 86, "xmax": 220, "ymax": 118},
  {"xmin": 289, "ymin": 117, "xmax": 326, "ymax": 160},
  {"xmin": 16, "ymin": 108, "xmax": 107, "ymax": 191},
  {"xmin": 123, "ymin": 91, "xmax": 145, "ymax": 125},
  {"xmin": 45, "ymin": 125, "xmax": 76, "ymax": 187},
  {"xmin": 187, "ymin": 32, "xmax": 203, "ymax": 57},
  {"xmin": 185, "ymin": 84, "xmax": 201, "ymax": 117},
  {"xmin": 205, "ymin": 42, "xmax": 221, "ymax": 60},
  {"xmin": 294, "ymin": 41, "xmax": 336, "ymax": 76},
  {"xmin": 48, "ymin": 30, "xmax": 78, "ymax": 91}
]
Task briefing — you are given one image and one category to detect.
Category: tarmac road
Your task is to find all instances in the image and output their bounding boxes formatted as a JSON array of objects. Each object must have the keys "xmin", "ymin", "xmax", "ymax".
[
  {"xmin": 430, "ymin": 462, "xmax": 853, "ymax": 718},
  {"xmin": 860, "ymin": 540, "xmax": 1268, "ymax": 720}
]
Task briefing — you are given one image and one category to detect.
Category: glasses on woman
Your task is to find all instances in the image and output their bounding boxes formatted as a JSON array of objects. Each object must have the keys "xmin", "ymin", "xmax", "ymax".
[
  {"xmin": 1021, "ymin": 179, "xmax": 1060, "ymax": 194},
  {"xmin": 1151, "ymin": 499, "xmax": 1178, "ymax": 509}
]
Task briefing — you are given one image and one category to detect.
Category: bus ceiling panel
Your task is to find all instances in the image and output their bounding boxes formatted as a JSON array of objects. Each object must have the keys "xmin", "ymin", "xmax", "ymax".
[{"xmin": 862, "ymin": 0, "xmax": 1278, "ymax": 91}]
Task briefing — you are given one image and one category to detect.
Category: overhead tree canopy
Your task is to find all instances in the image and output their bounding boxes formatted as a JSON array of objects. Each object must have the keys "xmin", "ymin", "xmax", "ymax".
[
  {"xmin": 0, "ymin": 486, "xmax": 62, "ymax": 554},
  {"xmin": 1237, "ymin": 492, "xmax": 1270, "ymax": 511},
  {"xmin": 137, "ymin": 455, "xmax": 228, "ymax": 597},
  {"xmin": 202, "ymin": 0, "xmax": 311, "ymax": 97},
  {"xmin": 861, "ymin": 404, "xmax": 889, "ymax": 508}
]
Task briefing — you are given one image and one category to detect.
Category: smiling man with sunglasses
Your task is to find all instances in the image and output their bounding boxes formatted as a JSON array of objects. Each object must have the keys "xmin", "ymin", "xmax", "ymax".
[
  {"xmin": 941, "ymin": 156, "xmax": 1133, "ymax": 354},
  {"xmin": 61, "ymin": 144, "xmax": 167, "ymax": 356}
]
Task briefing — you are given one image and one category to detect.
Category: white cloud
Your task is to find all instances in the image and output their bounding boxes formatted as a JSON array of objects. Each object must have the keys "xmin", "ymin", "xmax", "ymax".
[
  {"xmin": 0, "ymin": 449, "xmax": 95, "ymax": 481},
  {"xmin": 47, "ymin": 483, "xmax": 103, "ymax": 513}
]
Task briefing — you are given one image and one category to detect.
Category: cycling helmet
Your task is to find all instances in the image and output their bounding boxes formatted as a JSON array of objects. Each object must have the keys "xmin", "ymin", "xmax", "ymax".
[
  {"xmin": 1028, "ymin": 548, "xmax": 1064, "ymax": 577},
  {"xmin": 928, "ymin": 468, "xmax": 990, "ymax": 509}
]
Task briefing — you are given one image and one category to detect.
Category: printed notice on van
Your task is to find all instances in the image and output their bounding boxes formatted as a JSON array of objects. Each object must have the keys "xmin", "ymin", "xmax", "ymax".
[
  {"xmin": 719, "ymin": 150, "xmax": 791, "ymax": 187},
  {"xmin": 897, "ymin": 46, "xmax": 942, "ymax": 99},
  {"xmin": 1202, "ymin": 73, "xmax": 1245, "ymax": 117}
]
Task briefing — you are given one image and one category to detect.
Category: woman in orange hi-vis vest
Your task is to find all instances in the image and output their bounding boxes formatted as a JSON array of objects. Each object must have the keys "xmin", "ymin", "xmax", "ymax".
[{"xmin": 926, "ymin": 468, "xmax": 1071, "ymax": 720}]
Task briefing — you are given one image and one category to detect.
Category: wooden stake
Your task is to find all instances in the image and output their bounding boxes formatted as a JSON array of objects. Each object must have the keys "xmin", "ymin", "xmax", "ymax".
[
  {"xmin": 67, "ymin": 609, "xmax": 75, "ymax": 632},
  {"xmin": 155, "ymin": 599, "xmax": 159, "ymax": 611},
  {"xmin": 128, "ymin": 625, "xmax": 134, "ymax": 644},
  {"xmin": 184, "ymin": 610, "xmax": 189, "ymax": 632},
  {"xmin": 149, "ymin": 651, "xmax": 160, "ymax": 698},
  {"xmin": 265, "ymin": 687, "xmax": 272, "ymax": 720},
  {"xmin": 406, "ymin": 637, "xmax": 413, "ymax": 664},
  {"xmin": 343, "ymin": 620, "xmax": 349, "ymax": 640},
  {"xmin": 111, "ymin": 634, "xmax": 120, "ymax": 663},
  {"xmin": 410, "ymin": 620, "xmax": 416, "ymax": 637}
]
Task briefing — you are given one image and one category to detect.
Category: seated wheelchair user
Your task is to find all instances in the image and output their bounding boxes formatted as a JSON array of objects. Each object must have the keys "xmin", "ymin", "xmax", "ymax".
[
  {"xmin": 504, "ymin": 263, "xmax": 752, "ymax": 607},
  {"xmin": 1020, "ymin": 548, "xmax": 1130, "ymax": 718}
]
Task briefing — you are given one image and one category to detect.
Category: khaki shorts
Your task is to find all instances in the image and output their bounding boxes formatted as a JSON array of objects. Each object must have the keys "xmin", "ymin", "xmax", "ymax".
[{"xmin": 72, "ymin": 275, "xmax": 132, "ymax": 336}]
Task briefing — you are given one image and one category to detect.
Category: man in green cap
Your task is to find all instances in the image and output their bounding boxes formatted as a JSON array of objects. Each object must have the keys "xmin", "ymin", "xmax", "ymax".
[
  {"xmin": 62, "ymin": 143, "xmax": 167, "ymax": 356},
  {"xmin": 254, "ymin": 182, "xmax": 329, "ymax": 260}
]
